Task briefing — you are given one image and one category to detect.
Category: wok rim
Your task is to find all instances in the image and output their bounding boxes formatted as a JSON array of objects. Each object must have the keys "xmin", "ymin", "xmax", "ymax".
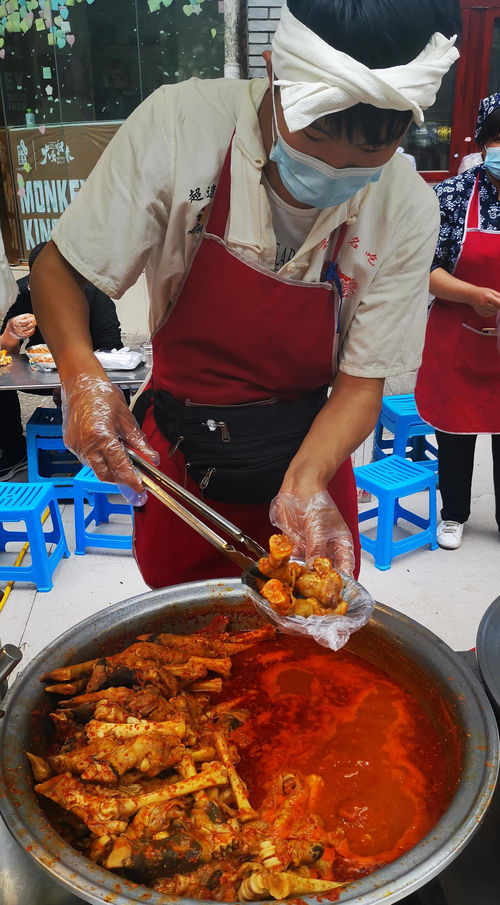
[{"xmin": 0, "ymin": 579, "xmax": 498, "ymax": 905}]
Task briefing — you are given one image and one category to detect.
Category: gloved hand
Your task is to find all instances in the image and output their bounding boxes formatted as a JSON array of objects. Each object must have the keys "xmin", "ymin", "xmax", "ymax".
[
  {"xmin": 62, "ymin": 374, "xmax": 159, "ymax": 506},
  {"xmin": 270, "ymin": 490, "xmax": 355, "ymax": 576},
  {"xmin": 5, "ymin": 314, "xmax": 37, "ymax": 341}
]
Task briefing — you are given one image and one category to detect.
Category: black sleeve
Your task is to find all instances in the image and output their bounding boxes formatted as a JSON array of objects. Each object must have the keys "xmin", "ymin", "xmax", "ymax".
[
  {"xmin": 85, "ymin": 285, "xmax": 123, "ymax": 352},
  {"xmin": 2, "ymin": 278, "xmax": 31, "ymax": 332}
]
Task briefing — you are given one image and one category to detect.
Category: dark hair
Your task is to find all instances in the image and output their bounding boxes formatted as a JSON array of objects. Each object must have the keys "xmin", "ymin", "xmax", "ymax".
[
  {"xmin": 28, "ymin": 242, "xmax": 47, "ymax": 271},
  {"xmin": 287, "ymin": 0, "xmax": 462, "ymax": 145},
  {"xmin": 477, "ymin": 107, "xmax": 500, "ymax": 147}
]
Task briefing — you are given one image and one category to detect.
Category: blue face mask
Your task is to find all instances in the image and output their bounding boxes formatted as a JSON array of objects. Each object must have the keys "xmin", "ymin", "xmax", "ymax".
[
  {"xmin": 484, "ymin": 147, "xmax": 500, "ymax": 180},
  {"xmin": 269, "ymin": 100, "xmax": 383, "ymax": 209}
]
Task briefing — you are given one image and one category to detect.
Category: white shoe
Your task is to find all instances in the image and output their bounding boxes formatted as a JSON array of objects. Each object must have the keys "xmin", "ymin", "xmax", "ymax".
[{"xmin": 437, "ymin": 520, "xmax": 463, "ymax": 550}]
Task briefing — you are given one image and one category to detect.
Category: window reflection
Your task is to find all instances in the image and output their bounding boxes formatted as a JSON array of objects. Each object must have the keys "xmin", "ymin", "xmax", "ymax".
[
  {"xmin": 0, "ymin": 0, "xmax": 224, "ymax": 128},
  {"xmin": 401, "ymin": 67, "xmax": 456, "ymax": 172},
  {"xmin": 1, "ymin": 0, "xmax": 224, "ymax": 257},
  {"xmin": 489, "ymin": 19, "xmax": 500, "ymax": 96},
  {"xmin": 138, "ymin": 2, "xmax": 223, "ymax": 95}
]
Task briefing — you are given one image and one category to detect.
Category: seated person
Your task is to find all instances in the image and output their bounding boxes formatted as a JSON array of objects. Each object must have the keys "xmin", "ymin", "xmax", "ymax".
[{"xmin": 0, "ymin": 242, "xmax": 124, "ymax": 480}]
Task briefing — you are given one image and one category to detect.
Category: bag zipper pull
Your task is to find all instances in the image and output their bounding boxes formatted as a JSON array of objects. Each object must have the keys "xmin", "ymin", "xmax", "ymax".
[
  {"xmin": 168, "ymin": 435, "xmax": 184, "ymax": 456},
  {"xmin": 199, "ymin": 467, "xmax": 215, "ymax": 490},
  {"xmin": 218, "ymin": 421, "xmax": 231, "ymax": 442},
  {"xmin": 204, "ymin": 419, "xmax": 231, "ymax": 442}
]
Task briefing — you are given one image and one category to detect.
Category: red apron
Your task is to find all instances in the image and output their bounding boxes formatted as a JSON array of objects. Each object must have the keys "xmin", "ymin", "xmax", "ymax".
[
  {"xmin": 415, "ymin": 175, "xmax": 500, "ymax": 434},
  {"xmin": 134, "ymin": 143, "xmax": 361, "ymax": 587}
]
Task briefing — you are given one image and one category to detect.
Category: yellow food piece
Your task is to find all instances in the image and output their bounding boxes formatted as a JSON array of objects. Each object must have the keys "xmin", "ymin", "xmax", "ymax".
[{"xmin": 258, "ymin": 535, "xmax": 347, "ymax": 619}]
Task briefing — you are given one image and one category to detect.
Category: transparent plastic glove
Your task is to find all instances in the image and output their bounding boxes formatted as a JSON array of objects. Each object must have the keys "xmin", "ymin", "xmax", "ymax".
[
  {"xmin": 5, "ymin": 314, "xmax": 36, "ymax": 341},
  {"xmin": 269, "ymin": 490, "xmax": 355, "ymax": 576},
  {"xmin": 62, "ymin": 374, "xmax": 159, "ymax": 506}
]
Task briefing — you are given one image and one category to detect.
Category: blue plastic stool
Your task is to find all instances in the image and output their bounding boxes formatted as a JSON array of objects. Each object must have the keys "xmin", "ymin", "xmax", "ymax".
[
  {"xmin": 26, "ymin": 407, "xmax": 81, "ymax": 498},
  {"xmin": 73, "ymin": 467, "xmax": 134, "ymax": 554},
  {"xmin": 0, "ymin": 483, "xmax": 70, "ymax": 591},
  {"xmin": 373, "ymin": 394, "xmax": 438, "ymax": 470},
  {"xmin": 355, "ymin": 455, "xmax": 438, "ymax": 571}
]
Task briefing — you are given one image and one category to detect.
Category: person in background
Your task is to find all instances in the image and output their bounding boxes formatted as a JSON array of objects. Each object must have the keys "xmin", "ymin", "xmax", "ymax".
[
  {"xmin": 3, "ymin": 243, "xmax": 124, "ymax": 356},
  {"xmin": 0, "ymin": 242, "xmax": 124, "ymax": 480},
  {"xmin": 415, "ymin": 93, "xmax": 500, "ymax": 549},
  {"xmin": 0, "ymin": 229, "xmax": 25, "ymax": 479},
  {"xmin": 30, "ymin": 0, "xmax": 460, "ymax": 588},
  {"xmin": 0, "ymin": 227, "xmax": 17, "ymax": 313}
]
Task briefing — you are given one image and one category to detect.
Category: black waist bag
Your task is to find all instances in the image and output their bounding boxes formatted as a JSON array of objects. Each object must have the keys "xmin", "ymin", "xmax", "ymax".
[{"xmin": 153, "ymin": 387, "xmax": 328, "ymax": 504}]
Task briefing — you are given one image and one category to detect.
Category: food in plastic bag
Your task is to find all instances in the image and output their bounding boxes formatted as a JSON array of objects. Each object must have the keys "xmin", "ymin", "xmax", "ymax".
[
  {"xmin": 243, "ymin": 534, "xmax": 375, "ymax": 651},
  {"xmin": 270, "ymin": 490, "xmax": 355, "ymax": 577},
  {"xmin": 258, "ymin": 535, "xmax": 347, "ymax": 616},
  {"xmin": 26, "ymin": 343, "xmax": 57, "ymax": 370}
]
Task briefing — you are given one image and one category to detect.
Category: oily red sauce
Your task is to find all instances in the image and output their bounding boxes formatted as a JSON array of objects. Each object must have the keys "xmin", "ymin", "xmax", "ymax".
[{"xmin": 215, "ymin": 635, "xmax": 454, "ymax": 878}]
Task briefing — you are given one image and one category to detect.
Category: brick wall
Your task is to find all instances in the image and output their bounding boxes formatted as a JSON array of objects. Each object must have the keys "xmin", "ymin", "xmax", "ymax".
[{"xmin": 247, "ymin": 0, "xmax": 282, "ymax": 77}]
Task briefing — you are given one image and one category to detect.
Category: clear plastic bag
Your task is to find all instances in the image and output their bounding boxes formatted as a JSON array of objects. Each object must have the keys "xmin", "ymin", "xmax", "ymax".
[
  {"xmin": 93, "ymin": 348, "xmax": 143, "ymax": 371},
  {"xmin": 270, "ymin": 490, "xmax": 355, "ymax": 577},
  {"xmin": 243, "ymin": 569, "xmax": 375, "ymax": 652}
]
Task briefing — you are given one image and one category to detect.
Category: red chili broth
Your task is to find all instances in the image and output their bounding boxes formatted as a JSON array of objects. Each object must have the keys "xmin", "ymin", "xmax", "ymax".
[{"xmin": 215, "ymin": 635, "xmax": 455, "ymax": 879}]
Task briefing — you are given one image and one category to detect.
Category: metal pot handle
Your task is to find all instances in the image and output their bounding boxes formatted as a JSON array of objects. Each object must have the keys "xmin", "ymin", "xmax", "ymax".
[{"xmin": 0, "ymin": 644, "xmax": 23, "ymax": 716}]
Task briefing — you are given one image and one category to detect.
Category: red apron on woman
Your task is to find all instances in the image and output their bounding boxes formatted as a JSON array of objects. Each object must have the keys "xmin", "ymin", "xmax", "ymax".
[
  {"xmin": 134, "ymin": 143, "xmax": 360, "ymax": 588},
  {"xmin": 416, "ymin": 174, "xmax": 500, "ymax": 434}
]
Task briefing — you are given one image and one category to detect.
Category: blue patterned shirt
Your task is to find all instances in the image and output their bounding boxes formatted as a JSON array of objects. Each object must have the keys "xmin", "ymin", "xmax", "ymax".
[{"xmin": 432, "ymin": 164, "xmax": 500, "ymax": 273}]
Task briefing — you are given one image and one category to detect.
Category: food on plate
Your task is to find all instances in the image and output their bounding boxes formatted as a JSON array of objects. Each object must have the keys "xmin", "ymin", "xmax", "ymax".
[
  {"xmin": 28, "ymin": 624, "xmax": 457, "ymax": 900},
  {"xmin": 257, "ymin": 534, "xmax": 348, "ymax": 617},
  {"xmin": 0, "ymin": 349, "xmax": 12, "ymax": 366}
]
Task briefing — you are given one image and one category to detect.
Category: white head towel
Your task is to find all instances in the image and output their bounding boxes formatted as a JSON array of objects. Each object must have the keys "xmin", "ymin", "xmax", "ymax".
[{"xmin": 272, "ymin": 3, "xmax": 459, "ymax": 133}]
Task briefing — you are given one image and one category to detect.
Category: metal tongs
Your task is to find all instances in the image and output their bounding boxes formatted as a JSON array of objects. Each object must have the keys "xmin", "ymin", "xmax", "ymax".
[{"xmin": 128, "ymin": 449, "xmax": 267, "ymax": 574}]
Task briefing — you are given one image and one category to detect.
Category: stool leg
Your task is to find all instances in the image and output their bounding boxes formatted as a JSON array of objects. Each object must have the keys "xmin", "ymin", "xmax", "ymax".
[
  {"xmin": 0, "ymin": 522, "xmax": 8, "ymax": 552},
  {"xmin": 25, "ymin": 509, "xmax": 53, "ymax": 592},
  {"xmin": 409, "ymin": 436, "xmax": 427, "ymax": 461},
  {"xmin": 93, "ymin": 492, "xmax": 110, "ymax": 525},
  {"xmin": 27, "ymin": 437, "xmax": 40, "ymax": 483},
  {"xmin": 73, "ymin": 487, "xmax": 87, "ymax": 555},
  {"xmin": 48, "ymin": 498, "xmax": 70, "ymax": 561},
  {"xmin": 393, "ymin": 428, "xmax": 409, "ymax": 458},
  {"xmin": 428, "ymin": 482, "xmax": 438, "ymax": 550},
  {"xmin": 374, "ymin": 493, "xmax": 395, "ymax": 571},
  {"xmin": 373, "ymin": 417, "xmax": 383, "ymax": 460}
]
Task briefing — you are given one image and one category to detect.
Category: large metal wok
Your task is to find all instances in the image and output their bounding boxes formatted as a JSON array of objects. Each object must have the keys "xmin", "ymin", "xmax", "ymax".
[{"xmin": 0, "ymin": 580, "xmax": 498, "ymax": 905}]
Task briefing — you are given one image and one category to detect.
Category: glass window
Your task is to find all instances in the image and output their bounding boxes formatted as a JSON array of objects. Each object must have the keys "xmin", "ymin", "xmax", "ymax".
[
  {"xmin": 488, "ymin": 18, "xmax": 500, "ymax": 95},
  {"xmin": 0, "ymin": 0, "xmax": 223, "ymax": 128},
  {"xmin": 58, "ymin": 1, "xmax": 140, "ymax": 123},
  {"xmin": 402, "ymin": 68, "xmax": 456, "ymax": 172},
  {"xmin": 1, "ymin": 0, "xmax": 224, "ymax": 257},
  {"xmin": 138, "ymin": 2, "xmax": 224, "ymax": 97}
]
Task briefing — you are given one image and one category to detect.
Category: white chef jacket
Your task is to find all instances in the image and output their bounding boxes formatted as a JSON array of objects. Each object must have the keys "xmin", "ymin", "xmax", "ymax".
[{"xmin": 52, "ymin": 77, "xmax": 439, "ymax": 379}]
